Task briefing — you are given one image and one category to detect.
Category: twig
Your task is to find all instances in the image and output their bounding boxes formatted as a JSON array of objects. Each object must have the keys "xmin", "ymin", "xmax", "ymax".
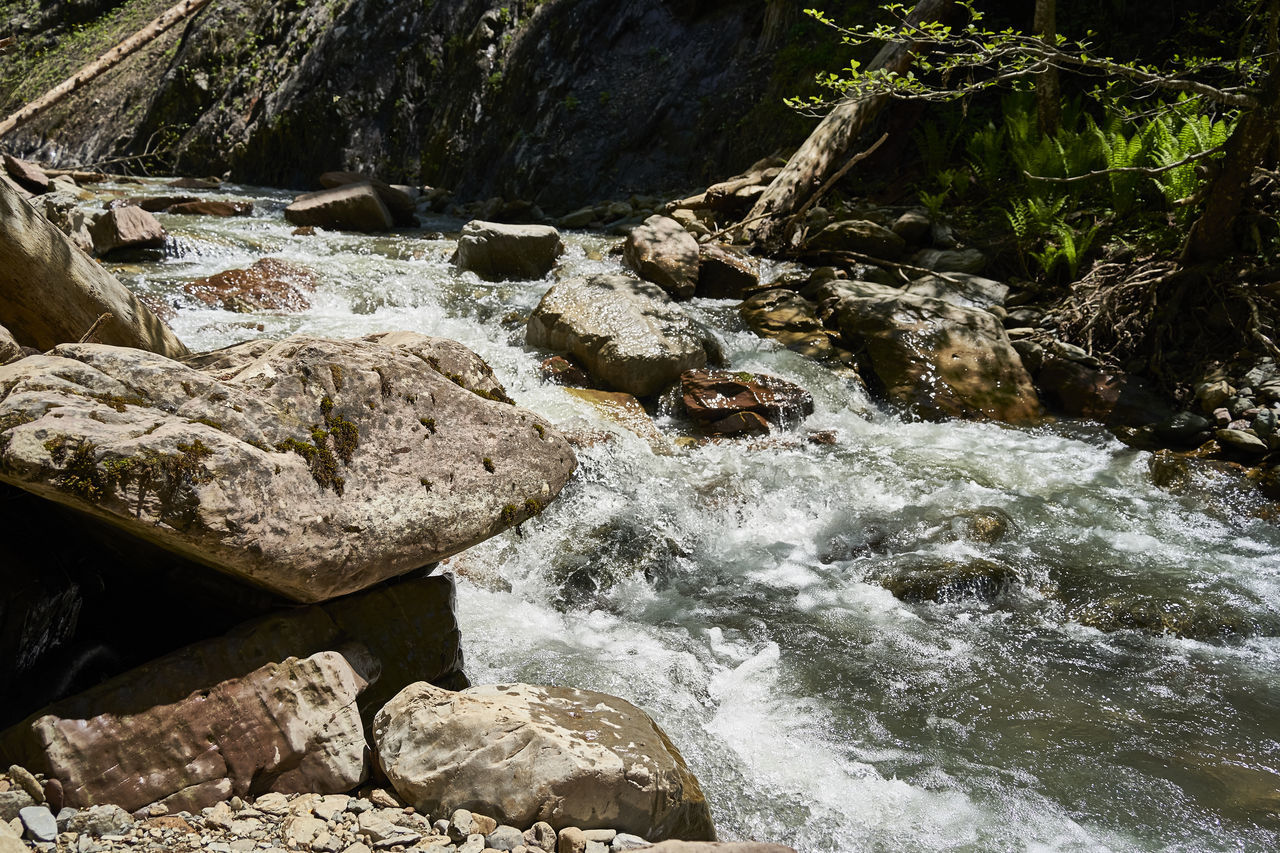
[
  {"xmin": 797, "ymin": 248, "xmax": 971, "ymax": 285},
  {"xmin": 786, "ymin": 132, "xmax": 890, "ymax": 236},
  {"xmin": 1022, "ymin": 145, "xmax": 1224, "ymax": 184},
  {"xmin": 78, "ymin": 313, "xmax": 113, "ymax": 344},
  {"xmin": 708, "ymin": 211, "xmax": 774, "ymax": 242}
]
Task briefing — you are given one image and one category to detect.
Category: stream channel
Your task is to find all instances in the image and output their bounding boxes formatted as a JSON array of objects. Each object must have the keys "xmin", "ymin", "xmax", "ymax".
[{"xmin": 95, "ymin": 180, "xmax": 1280, "ymax": 852}]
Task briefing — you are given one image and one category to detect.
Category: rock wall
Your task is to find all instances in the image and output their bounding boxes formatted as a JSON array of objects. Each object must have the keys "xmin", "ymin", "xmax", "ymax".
[{"xmin": 2, "ymin": 0, "xmax": 874, "ymax": 211}]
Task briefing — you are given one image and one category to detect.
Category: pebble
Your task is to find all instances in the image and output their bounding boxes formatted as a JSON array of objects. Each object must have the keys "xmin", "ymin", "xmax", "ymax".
[
  {"xmin": 458, "ymin": 832, "xmax": 487, "ymax": 853},
  {"xmin": 610, "ymin": 834, "xmax": 650, "ymax": 851},
  {"xmin": 486, "ymin": 824, "xmax": 526, "ymax": 850},
  {"xmin": 558, "ymin": 826, "xmax": 586, "ymax": 853}
]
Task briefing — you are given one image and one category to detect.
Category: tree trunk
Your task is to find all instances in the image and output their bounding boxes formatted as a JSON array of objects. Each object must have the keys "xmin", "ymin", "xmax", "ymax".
[
  {"xmin": 741, "ymin": 0, "xmax": 954, "ymax": 247},
  {"xmin": 0, "ymin": 0, "xmax": 213, "ymax": 139},
  {"xmin": 1180, "ymin": 65, "xmax": 1280, "ymax": 265},
  {"xmin": 1033, "ymin": 0, "xmax": 1060, "ymax": 135}
]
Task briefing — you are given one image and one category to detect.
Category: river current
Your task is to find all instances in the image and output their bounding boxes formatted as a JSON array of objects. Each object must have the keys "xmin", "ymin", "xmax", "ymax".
[{"xmin": 101, "ymin": 181, "xmax": 1280, "ymax": 852}]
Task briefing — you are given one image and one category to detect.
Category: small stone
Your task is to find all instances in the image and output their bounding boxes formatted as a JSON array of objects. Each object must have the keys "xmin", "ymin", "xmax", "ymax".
[
  {"xmin": 0, "ymin": 790, "xmax": 35, "ymax": 822},
  {"xmin": 357, "ymin": 811, "xmax": 420, "ymax": 847},
  {"xmin": 313, "ymin": 796, "xmax": 350, "ymax": 822},
  {"xmin": 523, "ymin": 822, "xmax": 555, "ymax": 852},
  {"xmin": 252, "ymin": 793, "xmax": 289, "ymax": 815},
  {"xmin": 459, "ymin": 834, "xmax": 486, "ymax": 853},
  {"xmin": 1212, "ymin": 407, "xmax": 1232, "ymax": 427},
  {"xmin": 342, "ymin": 844, "xmax": 372, "ymax": 853},
  {"xmin": 557, "ymin": 827, "xmax": 586, "ymax": 853},
  {"xmin": 20, "ymin": 805, "xmax": 58, "ymax": 842},
  {"xmin": 433, "ymin": 819, "xmax": 450, "ymax": 836},
  {"xmin": 1216, "ymin": 428, "xmax": 1270, "ymax": 455},
  {"xmin": 68, "ymin": 805, "xmax": 132, "ymax": 838},
  {"xmin": 347, "ymin": 799, "xmax": 375, "ymax": 815},
  {"xmin": 7, "ymin": 767, "xmax": 43, "ymax": 804},
  {"xmin": 228, "ymin": 797, "xmax": 245, "ymax": 812},
  {"xmin": 585, "ymin": 842, "xmax": 608, "ymax": 853},
  {"xmin": 1197, "ymin": 379, "xmax": 1235, "ymax": 413},
  {"xmin": 581, "ymin": 831, "xmax": 615, "ymax": 844},
  {"xmin": 448, "ymin": 809, "xmax": 474, "ymax": 841},
  {"xmin": 283, "ymin": 815, "xmax": 327, "ymax": 849},
  {"xmin": 485, "ymin": 825, "xmax": 525, "ymax": 851},
  {"xmin": 609, "ymin": 834, "xmax": 650, "ymax": 852},
  {"xmin": 147, "ymin": 803, "xmax": 170, "ymax": 817},
  {"xmin": 469, "ymin": 814, "xmax": 497, "ymax": 836}
]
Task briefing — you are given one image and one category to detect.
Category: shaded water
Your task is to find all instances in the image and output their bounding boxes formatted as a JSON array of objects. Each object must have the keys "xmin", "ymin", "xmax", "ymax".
[{"xmin": 102, "ymin": 180, "xmax": 1280, "ymax": 852}]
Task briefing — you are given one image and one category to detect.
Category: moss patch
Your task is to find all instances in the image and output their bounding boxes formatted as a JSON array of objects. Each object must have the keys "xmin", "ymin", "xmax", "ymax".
[{"xmin": 277, "ymin": 395, "xmax": 361, "ymax": 494}]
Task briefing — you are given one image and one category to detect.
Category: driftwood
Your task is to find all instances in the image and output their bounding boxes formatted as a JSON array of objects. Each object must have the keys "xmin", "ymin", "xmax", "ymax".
[
  {"xmin": 0, "ymin": 0, "xmax": 213, "ymax": 139},
  {"xmin": 740, "ymin": 0, "xmax": 954, "ymax": 247}
]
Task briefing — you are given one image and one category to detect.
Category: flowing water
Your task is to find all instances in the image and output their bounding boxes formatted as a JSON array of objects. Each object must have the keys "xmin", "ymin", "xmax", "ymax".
[{"xmin": 97, "ymin": 180, "xmax": 1280, "ymax": 852}]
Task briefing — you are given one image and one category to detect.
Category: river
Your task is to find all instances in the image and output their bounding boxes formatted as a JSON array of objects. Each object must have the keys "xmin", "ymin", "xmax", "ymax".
[{"xmin": 104, "ymin": 180, "xmax": 1280, "ymax": 852}]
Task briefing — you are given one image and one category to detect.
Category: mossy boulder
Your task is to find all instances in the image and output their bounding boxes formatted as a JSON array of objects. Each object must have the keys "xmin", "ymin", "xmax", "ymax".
[{"xmin": 0, "ymin": 334, "xmax": 575, "ymax": 602}]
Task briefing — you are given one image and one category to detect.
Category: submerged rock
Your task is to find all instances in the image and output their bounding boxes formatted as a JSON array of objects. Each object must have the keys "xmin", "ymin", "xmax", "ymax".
[
  {"xmin": 0, "ymin": 333, "xmax": 575, "ymax": 602},
  {"xmin": 452, "ymin": 220, "xmax": 564, "ymax": 280},
  {"xmin": 164, "ymin": 200, "xmax": 254, "ymax": 217},
  {"xmin": 183, "ymin": 258, "xmax": 318, "ymax": 312},
  {"xmin": 623, "ymin": 215, "xmax": 700, "ymax": 300},
  {"xmin": 739, "ymin": 289, "xmax": 842, "ymax": 362},
  {"xmin": 878, "ymin": 559, "xmax": 1019, "ymax": 604},
  {"xmin": 284, "ymin": 184, "xmax": 394, "ymax": 232},
  {"xmin": 375, "ymin": 682, "xmax": 716, "ymax": 841},
  {"xmin": 527, "ymin": 274, "xmax": 717, "ymax": 397}
]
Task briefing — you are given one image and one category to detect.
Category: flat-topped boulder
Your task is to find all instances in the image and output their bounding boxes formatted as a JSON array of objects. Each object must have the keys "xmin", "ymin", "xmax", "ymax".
[
  {"xmin": 88, "ymin": 205, "xmax": 166, "ymax": 256},
  {"xmin": 821, "ymin": 280, "xmax": 1041, "ymax": 424},
  {"xmin": 319, "ymin": 171, "xmax": 417, "ymax": 227},
  {"xmin": 375, "ymin": 682, "xmax": 716, "ymax": 841},
  {"xmin": 527, "ymin": 274, "xmax": 718, "ymax": 397},
  {"xmin": 0, "ymin": 333, "xmax": 575, "ymax": 602},
  {"xmin": 284, "ymin": 183, "xmax": 394, "ymax": 232},
  {"xmin": 0, "ymin": 178, "xmax": 187, "ymax": 357},
  {"xmin": 452, "ymin": 220, "xmax": 564, "ymax": 280},
  {"xmin": 624, "ymin": 215, "xmax": 700, "ymax": 299}
]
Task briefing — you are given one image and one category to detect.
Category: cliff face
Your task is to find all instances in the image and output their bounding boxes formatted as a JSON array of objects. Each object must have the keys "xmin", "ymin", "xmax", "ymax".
[{"xmin": 4, "ymin": 0, "xmax": 842, "ymax": 210}]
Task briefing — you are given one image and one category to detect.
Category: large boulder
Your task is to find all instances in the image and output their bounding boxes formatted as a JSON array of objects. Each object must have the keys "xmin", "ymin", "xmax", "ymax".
[
  {"xmin": 623, "ymin": 215, "xmax": 700, "ymax": 299},
  {"xmin": 374, "ymin": 682, "xmax": 715, "ymax": 841},
  {"xmin": 284, "ymin": 183, "xmax": 394, "ymax": 232},
  {"xmin": 452, "ymin": 220, "xmax": 564, "ymax": 280},
  {"xmin": 823, "ymin": 281, "xmax": 1041, "ymax": 424},
  {"xmin": 739, "ymin": 289, "xmax": 843, "ymax": 362},
  {"xmin": 696, "ymin": 244, "xmax": 759, "ymax": 299},
  {"xmin": 319, "ymin": 171, "xmax": 417, "ymax": 227},
  {"xmin": 902, "ymin": 273, "xmax": 1008, "ymax": 311},
  {"xmin": 0, "ymin": 178, "xmax": 188, "ymax": 357},
  {"xmin": 0, "ymin": 333, "xmax": 575, "ymax": 602},
  {"xmin": 182, "ymin": 258, "xmax": 318, "ymax": 312},
  {"xmin": 527, "ymin": 274, "xmax": 717, "ymax": 397},
  {"xmin": 1034, "ymin": 353, "xmax": 1172, "ymax": 427},
  {"xmin": 88, "ymin": 206, "xmax": 166, "ymax": 256},
  {"xmin": 804, "ymin": 220, "xmax": 905, "ymax": 259},
  {"xmin": 12, "ymin": 650, "xmax": 371, "ymax": 813}
]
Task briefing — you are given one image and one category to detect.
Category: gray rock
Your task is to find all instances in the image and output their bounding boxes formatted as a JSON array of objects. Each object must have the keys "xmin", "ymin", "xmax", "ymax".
[
  {"xmin": 38, "ymin": 190, "xmax": 96, "ymax": 253},
  {"xmin": 586, "ymin": 842, "xmax": 608, "ymax": 853},
  {"xmin": 55, "ymin": 807, "xmax": 77, "ymax": 832},
  {"xmin": 527, "ymin": 274, "xmax": 717, "ymax": 397},
  {"xmin": 357, "ymin": 810, "xmax": 420, "ymax": 847},
  {"xmin": 583, "ymin": 830, "xmax": 616, "ymax": 843},
  {"xmin": 892, "ymin": 209, "xmax": 932, "ymax": 244},
  {"xmin": 0, "ymin": 333, "xmax": 574, "ymax": 603},
  {"xmin": 910, "ymin": 247, "xmax": 986, "ymax": 274},
  {"xmin": 1254, "ymin": 408, "xmax": 1278, "ymax": 439},
  {"xmin": 0, "ymin": 791, "xmax": 35, "ymax": 822},
  {"xmin": 67, "ymin": 804, "xmax": 133, "ymax": 837},
  {"xmin": 448, "ymin": 808, "xmax": 475, "ymax": 840},
  {"xmin": 903, "ymin": 273, "xmax": 1008, "ymax": 311},
  {"xmin": 458, "ymin": 834, "xmax": 486, "ymax": 853},
  {"xmin": 284, "ymin": 183, "xmax": 394, "ymax": 232},
  {"xmin": 0, "ymin": 178, "xmax": 188, "ymax": 357},
  {"xmin": 89, "ymin": 205, "xmax": 166, "ymax": 256},
  {"xmin": 610, "ymin": 834, "xmax": 650, "ymax": 851},
  {"xmin": 524, "ymin": 821, "xmax": 556, "ymax": 851},
  {"xmin": 804, "ymin": 219, "xmax": 905, "ymax": 259},
  {"xmin": 19, "ymin": 805, "xmax": 57, "ymax": 842},
  {"xmin": 452, "ymin": 220, "xmax": 564, "ymax": 280},
  {"xmin": 1155, "ymin": 411, "xmax": 1212, "ymax": 444},
  {"xmin": 375, "ymin": 683, "xmax": 715, "ymax": 841},
  {"xmin": 486, "ymin": 825, "xmax": 526, "ymax": 851},
  {"xmin": 623, "ymin": 215, "xmax": 700, "ymax": 299},
  {"xmin": 696, "ymin": 244, "xmax": 758, "ymax": 300}
]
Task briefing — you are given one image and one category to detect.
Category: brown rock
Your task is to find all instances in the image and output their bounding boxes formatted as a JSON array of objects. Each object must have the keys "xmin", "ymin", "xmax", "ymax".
[
  {"xmin": 183, "ymin": 258, "xmax": 318, "ymax": 312},
  {"xmin": 564, "ymin": 388, "xmax": 666, "ymax": 449},
  {"xmin": 23, "ymin": 650, "xmax": 371, "ymax": 812},
  {"xmin": 697, "ymin": 244, "xmax": 759, "ymax": 299},
  {"xmin": 165, "ymin": 200, "xmax": 254, "ymax": 217},
  {"xmin": 804, "ymin": 219, "xmax": 905, "ymax": 259},
  {"xmin": 2, "ymin": 156, "xmax": 50, "ymax": 195},
  {"xmin": 166, "ymin": 177, "xmax": 222, "ymax": 190},
  {"xmin": 0, "ymin": 178, "xmax": 187, "ymax": 357},
  {"xmin": 623, "ymin": 215, "xmax": 699, "ymax": 299},
  {"xmin": 319, "ymin": 171, "xmax": 416, "ymax": 227},
  {"xmin": 89, "ymin": 206, "xmax": 166, "ymax": 256},
  {"xmin": 1035, "ymin": 356, "xmax": 1171, "ymax": 427},
  {"xmin": 133, "ymin": 196, "xmax": 199, "ymax": 212},
  {"xmin": 540, "ymin": 355, "xmax": 590, "ymax": 387},
  {"xmin": 375, "ymin": 683, "xmax": 715, "ymax": 841},
  {"xmin": 680, "ymin": 369, "xmax": 813, "ymax": 435},
  {"xmin": 739, "ymin": 289, "xmax": 840, "ymax": 362},
  {"xmin": 284, "ymin": 183, "xmax": 394, "ymax": 232},
  {"xmin": 558, "ymin": 827, "xmax": 586, "ymax": 853}
]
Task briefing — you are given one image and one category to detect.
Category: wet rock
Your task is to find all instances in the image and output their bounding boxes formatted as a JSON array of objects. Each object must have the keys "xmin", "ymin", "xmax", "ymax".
[
  {"xmin": 375, "ymin": 682, "xmax": 715, "ymax": 841},
  {"xmin": 528, "ymin": 274, "xmax": 717, "ymax": 397},
  {"xmin": 635, "ymin": 843, "xmax": 794, "ymax": 853},
  {"xmin": 879, "ymin": 559, "xmax": 1018, "ymax": 604},
  {"xmin": 738, "ymin": 289, "xmax": 841, "ymax": 362},
  {"xmin": 623, "ymin": 215, "xmax": 700, "ymax": 299},
  {"xmin": 1065, "ymin": 590, "xmax": 1273, "ymax": 641},
  {"xmin": 0, "ymin": 178, "xmax": 188, "ymax": 357},
  {"xmin": 1034, "ymin": 356, "xmax": 1172, "ymax": 427},
  {"xmin": 284, "ymin": 184, "xmax": 394, "ymax": 232},
  {"xmin": 134, "ymin": 196, "xmax": 199, "ymax": 212},
  {"xmin": 0, "ymin": 333, "xmax": 574, "ymax": 602},
  {"xmin": 680, "ymin": 369, "xmax": 813, "ymax": 435},
  {"xmin": 3, "ymin": 156, "xmax": 50, "ymax": 195},
  {"xmin": 825, "ymin": 280, "xmax": 1041, "ymax": 424},
  {"xmin": 563, "ymin": 389, "xmax": 666, "ymax": 449},
  {"xmin": 892, "ymin": 210, "xmax": 932, "ymax": 245},
  {"xmin": 452, "ymin": 220, "xmax": 564, "ymax": 280},
  {"xmin": 1154, "ymin": 411, "xmax": 1213, "ymax": 446},
  {"xmin": 318, "ymin": 171, "xmax": 417, "ymax": 227},
  {"xmin": 1215, "ymin": 428, "xmax": 1270, "ymax": 455},
  {"xmin": 696, "ymin": 244, "xmax": 758, "ymax": 299},
  {"xmin": 165, "ymin": 200, "xmax": 254, "ymax": 217},
  {"xmin": 183, "ymin": 258, "xmax": 318, "ymax": 312},
  {"xmin": 540, "ymin": 355, "xmax": 591, "ymax": 387},
  {"xmin": 909, "ymin": 247, "xmax": 986, "ymax": 275},
  {"xmin": 903, "ymin": 273, "xmax": 1008, "ymax": 311},
  {"xmin": 167, "ymin": 177, "xmax": 221, "ymax": 190},
  {"xmin": 12, "ymin": 650, "xmax": 371, "ymax": 813},
  {"xmin": 804, "ymin": 220, "xmax": 905, "ymax": 259},
  {"xmin": 88, "ymin": 206, "xmax": 166, "ymax": 257}
]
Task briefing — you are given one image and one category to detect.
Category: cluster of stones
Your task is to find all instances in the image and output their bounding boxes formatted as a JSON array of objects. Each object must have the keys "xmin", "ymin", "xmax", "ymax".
[
  {"xmin": 1187, "ymin": 359, "xmax": 1280, "ymax": 456},
  {"xmin": 0, "ymin": 774, "xmax": 734, "ymax": 853}
]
